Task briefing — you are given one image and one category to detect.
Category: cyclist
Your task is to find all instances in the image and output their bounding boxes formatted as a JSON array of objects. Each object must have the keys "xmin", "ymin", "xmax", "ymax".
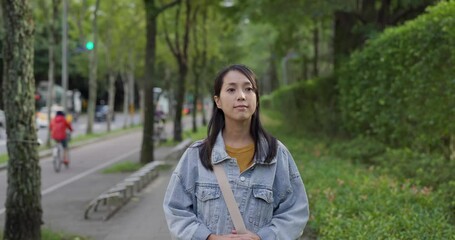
[{"xmin": 50, "ymin": 111, "xmax": 73, "ymax": 165}]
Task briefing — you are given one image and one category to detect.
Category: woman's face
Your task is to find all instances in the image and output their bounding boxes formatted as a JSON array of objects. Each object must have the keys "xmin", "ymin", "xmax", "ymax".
[{"xmin": 214, "ymin": 70, "xmax": 257, "ymax": 123}]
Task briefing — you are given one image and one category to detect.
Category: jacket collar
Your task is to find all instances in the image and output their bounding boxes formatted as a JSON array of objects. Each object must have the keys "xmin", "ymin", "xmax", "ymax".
[{"xmin": 211, "ymin": 131, "xmax": 276, "ymax": 165}]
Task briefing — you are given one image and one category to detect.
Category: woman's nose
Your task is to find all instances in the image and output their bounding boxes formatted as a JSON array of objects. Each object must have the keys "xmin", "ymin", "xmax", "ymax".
[{"xmin": 237, "ymin": 90, "xmax": 246, "ymax": 100}]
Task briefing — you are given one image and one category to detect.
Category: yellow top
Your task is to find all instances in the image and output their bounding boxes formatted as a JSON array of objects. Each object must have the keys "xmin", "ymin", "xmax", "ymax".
[{"xmin": 225, "ymin": 143, "xmax": 255, "ymax": 173}]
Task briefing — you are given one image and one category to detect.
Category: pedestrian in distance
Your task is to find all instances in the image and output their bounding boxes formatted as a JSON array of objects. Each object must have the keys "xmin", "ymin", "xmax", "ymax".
[
  {"xmin": 163, "ymin": 64, "xmax": 309, "ymax": 239},
  {"xmin": 50, "ymin": 111, "xmax": 73, "ymax": 165}
]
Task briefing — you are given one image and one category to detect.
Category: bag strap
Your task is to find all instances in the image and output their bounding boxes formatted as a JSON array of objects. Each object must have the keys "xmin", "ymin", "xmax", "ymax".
[{"xmin": 213, "ymin": 164, "xmax": 247, "ymax": 234}]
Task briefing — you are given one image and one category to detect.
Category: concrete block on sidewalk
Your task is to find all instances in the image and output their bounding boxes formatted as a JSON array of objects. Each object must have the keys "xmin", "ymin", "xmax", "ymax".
[{"xmin": 165, "ymin": 138, "xmax": 193, "ymax": 161}]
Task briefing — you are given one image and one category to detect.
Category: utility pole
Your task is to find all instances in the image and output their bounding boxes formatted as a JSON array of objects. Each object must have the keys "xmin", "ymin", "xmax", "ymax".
[
  {"xmin": 62, "ymin": 0, "xmax": 68, "ymax": 112},
  {"xmin": 281, "ymin": 52, "xmax": 298, "ymax": 86}
]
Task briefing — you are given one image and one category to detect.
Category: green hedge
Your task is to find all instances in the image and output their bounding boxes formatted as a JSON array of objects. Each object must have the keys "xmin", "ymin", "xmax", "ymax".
[
  {"xmin": 262, "ymin": 75, "xmax": 340, "ymax": 136},
  {"xmin": 339, "ymin": 1, "xmax": 455, "ymax": 151}
]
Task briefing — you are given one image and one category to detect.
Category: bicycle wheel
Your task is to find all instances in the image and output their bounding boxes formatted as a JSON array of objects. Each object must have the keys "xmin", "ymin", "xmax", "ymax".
[
  {"xmin": 64, "ymin": 148, "xmax": 70, "ymax": 168},
  {"xmin": 53, "ymin": 145, "xmax": 62, "ymax": 173}
]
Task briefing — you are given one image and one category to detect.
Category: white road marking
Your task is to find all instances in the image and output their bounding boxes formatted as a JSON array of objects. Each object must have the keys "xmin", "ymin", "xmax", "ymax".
[{"xmin": 0, "ymin": 147, "xmax": 140, "ymax": 216}]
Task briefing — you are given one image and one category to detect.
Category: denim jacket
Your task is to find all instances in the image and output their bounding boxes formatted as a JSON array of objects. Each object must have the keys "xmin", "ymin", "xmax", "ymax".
[{"xmin": 163, "ymin": 132, "xmax": 309, "ymax": 240}]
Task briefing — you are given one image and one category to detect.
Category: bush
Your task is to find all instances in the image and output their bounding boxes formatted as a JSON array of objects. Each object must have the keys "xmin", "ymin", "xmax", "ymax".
[
  {"xmin": 339, "ymin": 1, "xmax": 455, "ymax": 152},
  {"xmin": 329, "ymin": 136, "xmax": 386, "ymax": 164},
  {"xmin": 266, "ymin": 75, "xmax": 340, "ymax": 136}
]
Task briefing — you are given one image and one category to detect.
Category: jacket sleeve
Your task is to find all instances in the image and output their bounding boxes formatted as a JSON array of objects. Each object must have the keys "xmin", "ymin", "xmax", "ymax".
[
  {"xmin": 257, "ymin": 147, "xmax": 310, "ymax": 240},
  {"xmin": 163, "ymin": 149, "xmax": 212, "ymax": 240}
]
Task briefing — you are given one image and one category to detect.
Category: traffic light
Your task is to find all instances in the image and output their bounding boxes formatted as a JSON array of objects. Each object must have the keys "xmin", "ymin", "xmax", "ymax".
[{"xmin": 85, "ymin": 41, "xmax": 94, "ymax": 50}]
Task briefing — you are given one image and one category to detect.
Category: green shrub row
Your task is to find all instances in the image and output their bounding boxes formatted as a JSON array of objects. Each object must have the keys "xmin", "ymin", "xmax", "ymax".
[
  {"xmin": 338, "ymin": 1, "xmax": 455, "ymax": 152},
  {"xmin": 262, "ymin": 75, "xmax": 340, "ymax": 136},
  {"xmin": 264, "ymin": 118, "xmax": 455, "ymax": 239}
]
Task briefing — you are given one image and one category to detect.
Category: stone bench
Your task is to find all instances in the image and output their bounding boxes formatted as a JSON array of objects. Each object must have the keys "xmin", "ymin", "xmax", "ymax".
[{"xmin": 84, "ymin": 161, "xmax": 163, "ymax": 221}]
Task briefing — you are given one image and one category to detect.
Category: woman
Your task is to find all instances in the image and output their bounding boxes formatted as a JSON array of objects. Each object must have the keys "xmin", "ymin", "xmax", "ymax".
[{"xmin": 163, "ymin": 64, "xmax": 309, "ymax": 239}]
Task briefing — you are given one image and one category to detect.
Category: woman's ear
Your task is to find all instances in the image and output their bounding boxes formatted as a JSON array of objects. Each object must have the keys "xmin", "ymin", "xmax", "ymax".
[{"xmin": 214, "ymin": 96, "xmax": 220, "ymax": 108}]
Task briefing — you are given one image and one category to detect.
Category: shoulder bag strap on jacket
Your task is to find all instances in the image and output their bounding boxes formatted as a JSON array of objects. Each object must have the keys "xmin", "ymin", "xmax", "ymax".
[{"xmin": 213, "ymin": 164, "xmax": 247, "ymax": 234}]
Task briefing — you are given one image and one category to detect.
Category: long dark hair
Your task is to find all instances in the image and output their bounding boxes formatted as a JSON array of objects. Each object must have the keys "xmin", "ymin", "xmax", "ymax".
[{"xmin": 199, "ymin": 64, "xmax": 277, "ymax": 170}]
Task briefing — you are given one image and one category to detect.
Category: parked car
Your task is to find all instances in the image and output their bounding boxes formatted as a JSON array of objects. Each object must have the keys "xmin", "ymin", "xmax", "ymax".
[
  {"xmin": 95, "ymin": 105, "xmax": 115, "ymax": 122},
  {"xmin": 36, "ymin": 105, "xmax": 72, "ymax": 128}
]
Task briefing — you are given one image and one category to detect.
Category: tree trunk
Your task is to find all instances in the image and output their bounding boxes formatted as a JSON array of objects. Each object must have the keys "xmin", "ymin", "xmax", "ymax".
[
  {"xmin": 333, "ymin": 11, "xmax": 365, "ymax": 70},
  {"xmin": 141, "ymin": 0, "xmax": 180, "ymax": 164},
  {"xmin": 104, "ymin": 26, "xmax": 114, "ymax": 132},
  {"xmin": 86, "ymin": 0, "xmax": 100, "ymax": 134},
  {"xmin": 1, "ymin": 0, "xmax": 42, "ymax": 239},
  {"xmin": 128, "ymin": 61, "xmax": 135, "ymax": 127},
  {"xmin": 312, "ymin": 23, "xmax": 319, "ymax": 78},
  {"xmin": 122, "ymin": 72, "xmax": 129, "ymax": 129},
  {"xmin": 139, "ymin": 89, "xmax": 145, "ymax": 124},
  {"xmin": 141, "ymin": 0, "xmax": 158, "ymax": 164},
  {"xmin": 450, "ymin": 135, "xmax": 455, "ymax": 162},
  {"xmin": 174, "ymin": 63, "xmax": 187, "ymax": 142},
  {"xmin": 162, "ymin": 0, "xmax": 191, "ymax": 142},
  {"xmin": 302, "ymin": 56, "xmax": 308, "ymax": 80},
  {"xmin": 107, "ymin": 72, "xmax": 115, "ymax": 132},
  {"xmin": 192, "ymin": 72, "xmax": 199, "ymax": 133}
]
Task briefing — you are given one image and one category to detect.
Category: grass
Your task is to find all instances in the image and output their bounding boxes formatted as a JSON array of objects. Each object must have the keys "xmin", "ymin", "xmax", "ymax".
[
  {"xmin": 262, "ymin": 110, "xmax": 455, "ymax": 239},
  {"xmin": 0, "ymin": 228, "xmax": 90, "ymax": 240},
  {"xmin": 159, "ymin": 124, "xmax": 208, "ymax": 147},
  {"xmin": 183, "ymin": 125, "xmax": 208, "ymax": 141},
  {"xmin": 102, "ymin": 160, "xmax": 143, "ymax": 173},
  {"xmin": 0, "ymin": 154, "xmax": 7, "ymax": 165}
]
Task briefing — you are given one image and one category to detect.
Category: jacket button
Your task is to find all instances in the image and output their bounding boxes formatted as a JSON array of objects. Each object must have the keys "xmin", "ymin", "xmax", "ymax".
[{"xmin": 240, "ymin": 176, "xmax": 246, "ymax": 182}]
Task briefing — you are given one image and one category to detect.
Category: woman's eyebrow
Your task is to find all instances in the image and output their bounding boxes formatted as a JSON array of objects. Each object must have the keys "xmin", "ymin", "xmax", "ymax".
[{"xmin": 225, "ymin": 81, "xmax": 252, "ymax": 87}]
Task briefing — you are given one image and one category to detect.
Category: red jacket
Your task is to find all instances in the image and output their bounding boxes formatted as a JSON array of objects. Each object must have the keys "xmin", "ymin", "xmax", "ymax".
[{"xmin": 50, "ymin": 115, "xmax": 73, "ymax": 140}]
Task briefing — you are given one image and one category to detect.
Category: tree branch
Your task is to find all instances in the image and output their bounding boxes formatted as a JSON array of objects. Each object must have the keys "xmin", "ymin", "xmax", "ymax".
[
  {"xmin": 175, "ymin": 2, "xmax": 182, "ymax": 56},
  {"xmin": 182, "ymin": 0, "xmax": 191, "ymax": 62},
  {"xmin": 161, "ymin": 13, "xmax": 178, "ymax": 58},
  {"xmin": 157, "ymin": 0, "xmax": 181, "ymax": 15}
]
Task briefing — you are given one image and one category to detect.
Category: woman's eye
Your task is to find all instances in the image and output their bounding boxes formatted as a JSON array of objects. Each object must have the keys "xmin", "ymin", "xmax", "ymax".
[
  {"xmin": 227, "ymin": 88, "xmax": 235, "ymax": 93},
  {"xmin": 246, "ymin": 87, "xmax": 253, "ymax": 92}
]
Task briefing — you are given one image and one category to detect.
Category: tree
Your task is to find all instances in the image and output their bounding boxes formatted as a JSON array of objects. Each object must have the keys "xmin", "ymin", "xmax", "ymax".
[
  {"xmin": 332, "ymin": 0, "xmax": 435, "ymax": 69},
  {"xmin": 1, "ymin": 0, "xmax": 42, "ymax": 239},
  {"xmin": 36, "ymin": 0, "xmax": 60, "ymax": 147},
  {"xmin": 86, "ymin": 0, "xmax": 100, "ymax": 134},
  {"xmin": 141, "ymin": 0, "xmax": 180, "ymax": 164},
  {"xmin": 162, "ymin": 0, "xmax": 192, "ymax": 142},
  {"xmin": 190, "ymin": 1, "xmax": 208, "ymax": 132},
  {"xmin": 98, "ymin": 0, "xmax": 146, "ymax": 132}
]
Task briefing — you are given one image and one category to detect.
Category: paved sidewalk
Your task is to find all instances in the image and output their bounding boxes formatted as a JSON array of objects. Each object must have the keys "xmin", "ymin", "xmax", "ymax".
[{"xmin": 41, "ymin": 142, "xmax": 188, "ymax": 240}]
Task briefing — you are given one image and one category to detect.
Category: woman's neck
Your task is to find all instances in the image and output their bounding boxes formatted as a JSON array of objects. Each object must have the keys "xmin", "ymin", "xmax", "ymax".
[{"xmin": 222, "ymin": 119, "xmax": 253, "ymax": 148}]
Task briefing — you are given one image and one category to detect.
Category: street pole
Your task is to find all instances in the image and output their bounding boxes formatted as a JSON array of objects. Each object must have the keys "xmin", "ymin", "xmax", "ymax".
[
  {"xmin": 281, "ymin": 52, "xmax": 298, "ymax": 86},
  {"xmin": 62, "ymin": 0, "xmax": 68, "ymax": 112}
]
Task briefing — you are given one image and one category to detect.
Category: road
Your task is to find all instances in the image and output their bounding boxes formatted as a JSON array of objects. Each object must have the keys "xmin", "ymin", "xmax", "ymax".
[{"xmin": 0, "ymin": 112, "xmax": 141, "ymax": 155}]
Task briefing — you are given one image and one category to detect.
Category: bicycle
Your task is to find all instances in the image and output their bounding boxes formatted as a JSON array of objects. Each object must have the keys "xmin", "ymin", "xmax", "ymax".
[
  {"xmin": 52, "ymin": 133, "xmax": 71, "ymax": 173},
  {"xmin": 153, "ymin": 119, "xmax": 166, "ymax": 146},
  {"xmin": 52, "ymin": 141, "xmax": 65, "ymax": 173}
]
